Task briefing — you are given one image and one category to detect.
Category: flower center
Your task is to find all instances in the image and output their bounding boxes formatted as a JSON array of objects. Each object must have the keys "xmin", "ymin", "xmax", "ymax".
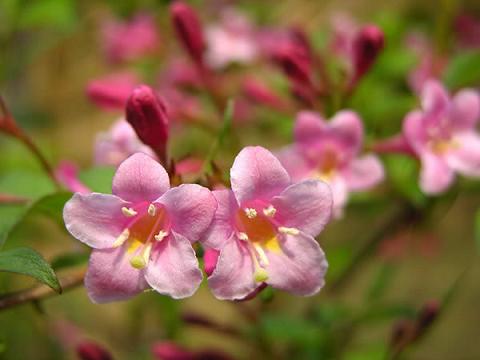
[
  {"xmin": 428, "ymin": 138, "xmax": 459, "ymax": 155},
  {"xmin": 235, "ymin": 205, "xmax": 299, "ymax": 283},
  {"xmin": 114, "ymin": 202, "xmax": 170, "ymax": 269}
]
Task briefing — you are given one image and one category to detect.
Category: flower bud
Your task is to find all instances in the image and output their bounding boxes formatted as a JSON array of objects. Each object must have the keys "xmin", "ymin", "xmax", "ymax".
[
  {"xmin": 352, "ymin": 25, "xmax": 384, "ymax": 81},
  {"xmin": 152, "ymin": 341, "xmax": 194, "ymax": 360},
  {"xmin": 76, "ymin": 341, "xmax": 113, "ymax": 360},
  {"xmin": 126, "ymin": 85, "xmax": 169, "ymax": 164},
  {"xmin": 415, "ymin": 300, "xmax": 440, "ymax": 338},
  {"xmin": 273, "ymin": 43, "xmax": 312, "ymax": 87},
  {"xmin": 86, "ymin": 72, "xmax": 138, "ymax": 110},
  {"xmin": 203, "ymin": 248, "xmax": 219, "ymax": 276},
  {"xmin": 242, "ymin": 78, "xmax": 287, "ymax": 111},
  {"xmin": 170, "ymin": 1, "xmax": 205, "ymax": 66}
]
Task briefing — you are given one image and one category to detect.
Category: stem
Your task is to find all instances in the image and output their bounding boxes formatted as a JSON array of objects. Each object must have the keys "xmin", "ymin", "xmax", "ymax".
[
  {"xmin": 0, "ymin": 269, "xmax": 85, "ymax": 311},
  {"xmin": 328, "ymin": 203, "xmax": 417, "ymax": 293}
]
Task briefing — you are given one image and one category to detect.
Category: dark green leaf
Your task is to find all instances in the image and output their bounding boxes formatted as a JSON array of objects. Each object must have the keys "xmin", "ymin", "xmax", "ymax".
[
  {"xmin": 0, "ymin": 247, "xmax": 61, "ymax": 292},
  {"xmin": 51, "ymin": 251, "xmax": 89, "ymax": 271},
  {"xmin": 443, "ymin": 51, "xmax": 480, "ymax": 89}
]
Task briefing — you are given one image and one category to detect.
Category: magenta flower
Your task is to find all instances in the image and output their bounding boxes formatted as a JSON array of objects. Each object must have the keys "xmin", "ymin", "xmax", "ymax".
[
  {"xmin": 94, "ymin": 119, "xmax": 156, "ymax": 167},
  {"xmin": 101, "ymin": 14, "xmax": 160, "ymax": 64},
  {"xmin": 277, "ymin": 111, "xmax": 384, "ymax": 216},
  {"xmin": 64, "ymin": 153, "xmax": 216, "ymax": 302},
  {"xmin": 202, "ymin": 146, "xmax": 332, "ymax": 300},
  {"xmin": 403, "ymin": 80, "xmax": 480, "ymax": 194}
]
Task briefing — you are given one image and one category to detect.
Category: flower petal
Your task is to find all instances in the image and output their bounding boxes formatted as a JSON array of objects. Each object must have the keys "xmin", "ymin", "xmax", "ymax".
[
  {"xmin": 419, "ymin": 152, "xmax": 455, "ymax": 194},
  {"xmin": 450, "ymin": 89, "xmax": 480, "ymax": 131},
  {"xmin": 329, "ymin": 176, "xmax": 349, "ymax": 219},
  {"xmin": 294, "ymin": 111, "xmax": 327, "ymax": 146},
  {"xmin": 230, "ymin": 146, "xmax": 290, "ymax": 205},
  {"xmin": 207, "ymin": 236, "xmax": 258, "ymax": 300},
  {"xmin": 403, "ymin": 110, "xmax": 427, "ymax": 153},
  {"xmin": 144, "ymin": 232, "xmax": 203, "ymax": 299},
  {"xmin": 329, "ymin": 110, "xmax": 364, "ymax": 155},
  {"xmin": 265, "ymin": 232, "xmax": 328, "ymax": 296},
  {"xmin": 85, "ymin": 247, "xmax": 148, "ymax": 303},
  {"xmin": 446, "ymin": 132, "xmax": 480, "ymax": 177},
  {"xmin": 421, "ymin": 80, "xmax": 449, "ymax": 114},
  {"xmin": 63, "ymin": 193, "xmax": 128, "ymax": 249},
  {"xmin": 344, "ymin": 154, "xmax": 384, "ymax": 191},
  {"xmin": 158, "ymin": 184, "xmax": 217, "ymax": 242},
  {"xmin": 112, "ymin": 152, "xmax": 170, "ymax": 203},
  {"xmin": 275, "ymin": 145, "xmax": 314, "ymax": 181},
  {"xmin": 271, "ymin": 180, "xmax": 332, "ymax": 238},
  {"xmin": 201, "ymin": 189, "xmax": 238, "ymax": 249}
]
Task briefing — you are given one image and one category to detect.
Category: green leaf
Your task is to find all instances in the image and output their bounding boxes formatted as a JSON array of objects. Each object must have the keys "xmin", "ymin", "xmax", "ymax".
[
  {"xmin": 79, "ymin": 166, "xmax": 115, "ymax": 194},
  {"xmin": 443, "ymin": 51, "xmax": 480, "ymax": 89},
  {"xmin": 366, "ymin": 263, "xmax": 397, "ymax": 302},
  {"xmin": 17, "ymin": 0, "xmax": 77, "ymax": 30},
  {"xmin": 260, "ymin": 314, "xmax": 321, "ymax": 346},
  {"xmin": 50, "ymin": 251, "xmax": 89, "ymax": 271},
  {"xmin": 0, "ymin": 247, "xmax": 61, "ymax": 292}
]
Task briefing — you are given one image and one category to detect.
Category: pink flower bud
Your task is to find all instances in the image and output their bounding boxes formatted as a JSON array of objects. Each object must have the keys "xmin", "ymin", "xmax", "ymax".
[
  {"xmin": 152, "ymin": 342, "xmax": 195, "ymax": 360},
  {"xmin": 55, "ymin": 161, "xmax": 91, "ymax": 194},
  {"xmin": 273, "ymin": 43, "xmax": 312, "ymax": 87},
  {"xmin": 76, "ymin": 341, "xmax": 113, "ymax": 360},
  {"xmin": 242, "ymin": 78, "xmax": 287, "ymax": 111},
  {"xmin": 352, "ymin": 25, "xmax": 385, "ymax": 81},
  {"xmin": 170, "ymin": 2, "xmax": 205, "ymax": 66},
  {"xmin": 126, "ymin": 85, "xmax": 169, "ymax": 164},
  {"xmin": 415, "ymin": 300, "xmax": 440, "ymax": 337},
  {"xmin": 203, "ymin": 248, "xmax": 219, "ymax": 276},
  {"xmin": 86, "ymin": 72, "xmax": 138, "ymax": 110}
]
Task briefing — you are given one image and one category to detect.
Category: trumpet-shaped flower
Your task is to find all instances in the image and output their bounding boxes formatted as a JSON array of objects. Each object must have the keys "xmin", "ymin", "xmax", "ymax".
[
  {"xmin": 64, "ymin": 153, "xmax": 216, "ymax": 302},
  {"xmin": 203, "ymin": 146, "xmax": 332, "ymax": 300},
  {"xmin": 277, "ymin": 111, "xmax": 384, "ymax": 216},
  {"xmin": 403, "ymin": 80, "xmax": 480, "ymax": 194}
]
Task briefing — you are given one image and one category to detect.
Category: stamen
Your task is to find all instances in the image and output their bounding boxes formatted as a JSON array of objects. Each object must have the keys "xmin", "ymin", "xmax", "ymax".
[
  {"xmin": 278, "ymin": 226, "xmax": 300, "ymax": 235},
  {"xmin": 148, "ymin": 204, "xmax": 156, "ymax": 217},
  {"xmin": 238, "ymin": 232, "xmax": 249, "ymax": 241},
  {"xmin": 263, "ymin": 205, "xmax": 276, "ymax": 217},
  {"xmin": 254, "ymin": 268, "xmax": 269, "ymax": 282},
  {"xmin": 253, "ymin": 243, "xmax": 269, "ymax": 266},
  {"xmin": 244, "ymin": 208, "xmax": 257, "ymax": 219},
  {"xmin": 130, "ymin": 243, "xmax": 153, "ymax": 270},
  {"xmin": 112, "ymin": 229, "xmax": 130, "ymax": 247},
  {"xmin": 121, "ymin": 207, "xmax": 137, "ymax": 217},
  {"xmin": 154, "ymin": 230, "xmax": 169, "ymax": 242}
]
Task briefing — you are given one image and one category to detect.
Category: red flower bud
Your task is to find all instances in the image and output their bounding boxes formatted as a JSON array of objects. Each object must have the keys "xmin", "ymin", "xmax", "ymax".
[
  {"xmin": 415, "ymin": 300, "xmax": 440, "ymax": 338},
  {"xmin": 242, "ymin": 78, "xmax": 287, "ymax": 111},
  {"xmin": 273, "ymin": 43, "xmax": 312, "ymax": 87},
  {"xmin": 352, "ymin": 25, "xmax": 385, "ymax": 81},
  {"xmin": 126, "ymin": 85, "xmax": 169, "ymax": 164},
  {"xmin": 76, "ymin": 341, "xmax": 113, "ymax": 360},
  {"xmin": 152, "ymin": 342, "xmax": 195, "ymax": 360},
  {"xmin": 170, "ymin": 1, "xmax": 205, "ymax": 66},
  {"xmin": 86, "ymin": 72, "xmax": 138, "ymax": 110}
]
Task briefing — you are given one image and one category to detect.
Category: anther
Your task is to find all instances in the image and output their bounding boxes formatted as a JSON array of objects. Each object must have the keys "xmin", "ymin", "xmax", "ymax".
[
  {"xmin": 263, "ymin": 205, "xmax": 276, "ymax": 217},
  {"xmin": 238, "ymin": 232, "xmax": 249, "ymax": 241},
  {"xmin": 130, "ymin": 243, "xmax": 153, "ymax": 270},
  {"xmin": 278, "ymin": 226, "xmax": 300, "ymax": 235},
  {"xmin": 148, "ymin": 204, "xmax": 156, "ymax": 216},
  {"xmin": 155, "ymin": 230, "xmax": 169, "ymax": 242},
  {"xmin": 112, "ymin": 229, "xmax": 130, "ymax": 247},
  {"xmin": 122, "ymin": 207, "xmax": 137, "ymax": 217},
  {"xmin": 254, "ymin": 268, "xmax": 269, "ymax": 282},
  {"xmin": 244, "ymin": 208, "xmax": 257, "ymax": 218}
]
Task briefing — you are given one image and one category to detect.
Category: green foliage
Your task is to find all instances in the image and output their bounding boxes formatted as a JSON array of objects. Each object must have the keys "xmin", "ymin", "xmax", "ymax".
[
  {"xmin": 50, "ymin": 251, "xmax": 89, "ymax": 271},
  {"xmin": 79, "ymin": 166, "xmax": 116, "ymax": 194},
  {"xmin": 444, "ymin": 51, "xmax": 480, "ymax": 89},
  {"xmin": 0, "ymin": 247, "xmax": 61, "ymax": 292},
  {"xmin": 16, "ymin": 0, "xmax": 77, "ymax": 31}
]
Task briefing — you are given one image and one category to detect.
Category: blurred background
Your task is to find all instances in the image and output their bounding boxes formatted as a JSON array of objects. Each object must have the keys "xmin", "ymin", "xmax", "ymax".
[{"xmin": 1, "ymin": 0, "xmax": 480, "ymax": 359}]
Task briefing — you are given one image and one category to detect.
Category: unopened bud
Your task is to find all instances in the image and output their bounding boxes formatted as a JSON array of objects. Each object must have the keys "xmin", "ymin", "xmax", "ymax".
[
  {"xmin": 242, "ymin": 78, "xmax": 287, "ymax": 111},
  {"xmin": 126, "ymin": 85, "xmax": 169, "ymax": 164},
  {"xmin": 76, "ymin": 341, "xmax": 113, "ymax": 360},
  {"xmin": 352, "ymin": 25, "xmax": 384, "ymax": 82},
  {"xmin": 273, "ymin": 43, "xmax": 312, "ymax": 87},
  {"xmin": 170, "ymin": 2, "xmax": 205, "ymax": 66},
  {"xmin": 415, "ymin": 300, "xmax": 440, "ymax": 338},
  {"xmin": 152, "ymin": 341, "xmax": 194, "ymax": 360}
]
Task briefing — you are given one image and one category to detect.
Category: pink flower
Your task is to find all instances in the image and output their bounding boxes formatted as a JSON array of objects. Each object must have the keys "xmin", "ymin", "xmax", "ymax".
[
  {"xmin": 86, "ymin": 72, "xmax": 139, "ymax": 111},
  {"xmin": 205, "ymin": 9, "xmax": 258, "ymax": 69},
  {"xmin": 403, "ymin": 80, "xmax": 480, "ymax": 194},
  {"xmin": 94, "ymin": 119, "xmax": 156, "ymax": 167},
  {"xmin": 202, "ymin": 146, "xmax": 332, "ymax": 300},
  {"xmin": 276, "ymin": 111, "xmax": 384, "ymax": 217},
  {"xmin": 55, "ymin": 161, "xmax": 91, "ymax": 194},
  {"xmin": 101, "ymin": 14, "xmax": 160, "ymax": 64},
  {"xmin": 64, "ymin": 153, "xmax": 217, "ymax": 302}
]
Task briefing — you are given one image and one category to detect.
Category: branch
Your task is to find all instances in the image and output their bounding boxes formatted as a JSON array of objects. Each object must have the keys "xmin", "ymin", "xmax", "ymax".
[{"xmin": 0, "ymin": 269, "xmax": 85, "ymax": 311}]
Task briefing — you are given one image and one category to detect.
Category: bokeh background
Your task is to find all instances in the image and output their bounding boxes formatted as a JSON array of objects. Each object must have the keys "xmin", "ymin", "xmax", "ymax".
[{"xmin": 1, "ymin": 0, "xmax": 480, "ymax": 359}]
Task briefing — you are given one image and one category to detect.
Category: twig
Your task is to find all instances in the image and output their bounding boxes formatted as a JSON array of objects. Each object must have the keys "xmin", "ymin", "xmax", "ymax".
[{"xmin": 0, "ymin": 269, "xmax": 85, "ymax": 311}]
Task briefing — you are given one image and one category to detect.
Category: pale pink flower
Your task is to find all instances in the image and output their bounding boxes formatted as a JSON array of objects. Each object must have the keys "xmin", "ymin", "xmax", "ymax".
[
  {"xmin": 202, "ymin": 146, "xmax": 332, "ymax": 300},
  {"xmin": 55, "ymin": 161, "xmax": 91, "ymax": 194},
  {"xmin": 94, "ymin": 119, "xmax": 156, "ymax": 167},
  {"xmin": 205, "ymin": 9, "xmax": 258, "ymax": 69},
  {"xmin": 101, "ymin": 14, "xmax": 160, "ymax": 64},
  {"xmin": 403, "ymin": 80, "xmax": 480, "ymax": 194},
  {"xmin": 64, "ymin": 153, "xmax": 216, "ymax": 303},
  {"xmin": 86, "ymin": 72, "xmax": 139, "ymax": 111},
  {"xmin": 276, "ymin": 111, "xmax": 384, "ymax": 217}
]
